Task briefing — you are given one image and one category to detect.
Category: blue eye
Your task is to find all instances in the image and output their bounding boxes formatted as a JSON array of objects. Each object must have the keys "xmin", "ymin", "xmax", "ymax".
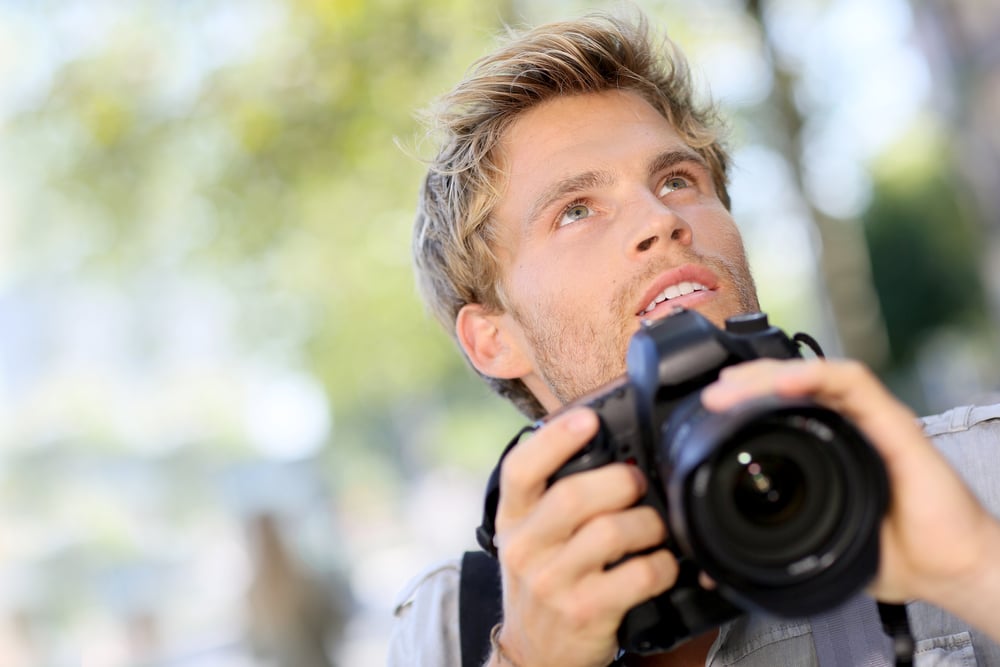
[
  {"xmin": 659, "ymin": 176, "xmax": 690, "ymax": 195},
  {"xmin": 559, "ymin": 202, "xmax": 592, "ymax": 227}
]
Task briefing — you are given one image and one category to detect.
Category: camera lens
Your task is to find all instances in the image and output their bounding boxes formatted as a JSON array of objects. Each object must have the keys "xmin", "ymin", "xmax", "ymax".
[
  {"xmin": 731, "ymin": 453, "xmax": 805, "ymax": 527},
  {"xmin": 661, "ymin": 398, "xmax": 887, "ymax": 616},
  {"xmin": 702, "ymin": 419, "xmax": 844, "ymax": 567}
]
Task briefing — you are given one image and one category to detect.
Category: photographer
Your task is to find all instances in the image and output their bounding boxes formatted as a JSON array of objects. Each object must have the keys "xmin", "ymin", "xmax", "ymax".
[{"xmin": 390, "ymin": 10, "xmax": 1000, "ymax": 667}]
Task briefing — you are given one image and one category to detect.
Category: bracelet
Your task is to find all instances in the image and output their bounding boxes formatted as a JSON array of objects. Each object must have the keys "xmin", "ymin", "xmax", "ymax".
[{"xmin": 489, "ymin": 623, "xmax": 521, "ymax": 666}]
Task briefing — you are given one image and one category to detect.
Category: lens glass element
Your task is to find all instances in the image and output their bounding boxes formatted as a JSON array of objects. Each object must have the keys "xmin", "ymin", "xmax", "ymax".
[
  {"xmin": 699, "ymin": 419, "xmax": 845, "ymax": 568},
  {"xmin": 731, "ymin": 452, "xmax": 806, "ymax": 527}
]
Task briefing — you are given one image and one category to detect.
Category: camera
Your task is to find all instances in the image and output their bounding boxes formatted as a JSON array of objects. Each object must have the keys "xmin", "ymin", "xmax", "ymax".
[{"xmin": 546, "ymin": 308, "xmax": 889, "ymax": 655}]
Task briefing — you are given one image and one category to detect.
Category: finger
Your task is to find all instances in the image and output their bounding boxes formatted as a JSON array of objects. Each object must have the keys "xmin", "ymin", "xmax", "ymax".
[
  {"xmin": 497, "ymin": 464, "xmax": 647, "ymax": 569},
  {"xmin": 702, "ymin": 359, "xmax": 932, "ymax": 471},
  {"xmin": 699, "ymin": 358, "xmax": 801, "ymax": 410},
  {"xmin": 553, "ymin": 506, "xmax": 667, "ymax": 582},
  {"xmin": 581, "ymin": 549, "xmax": 679, "ymax": 618},
  {"xmin": 516, "ymin": 463, "xmax": 647, "ymax": 544},
  {"xmin": 763, "ymin": 360, "xmax": 926, "ymax": 461},
  {"xmin": 497, "ymin": 408, "xmax": 599, "ymax": 523}
]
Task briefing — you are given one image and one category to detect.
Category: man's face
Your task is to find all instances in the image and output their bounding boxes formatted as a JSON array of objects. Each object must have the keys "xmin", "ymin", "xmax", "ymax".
[{"xmin": 486, "ymin": 89, "xmax": 759, "ymax": 411}]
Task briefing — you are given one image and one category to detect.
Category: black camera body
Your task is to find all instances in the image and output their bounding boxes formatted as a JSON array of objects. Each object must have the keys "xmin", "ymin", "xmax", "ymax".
[{"xmin": 548, "ymin": 308, "xmax": 889, "ymax": 655}]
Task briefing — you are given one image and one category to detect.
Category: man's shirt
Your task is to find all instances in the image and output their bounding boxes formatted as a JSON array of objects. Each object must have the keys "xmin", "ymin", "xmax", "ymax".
[{"xmin": 389, "ymin": 403, "xmax": 1000, "ymax": 666}]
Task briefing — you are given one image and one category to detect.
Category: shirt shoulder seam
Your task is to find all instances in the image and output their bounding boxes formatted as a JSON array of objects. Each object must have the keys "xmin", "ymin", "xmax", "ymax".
[
  {"xmin": 921, "ymin": 403, "xmax": 1000, "ymax": 435},
  {"xmin": 392, "ymin": 557, "xmax": 462, "ymax": 614}
]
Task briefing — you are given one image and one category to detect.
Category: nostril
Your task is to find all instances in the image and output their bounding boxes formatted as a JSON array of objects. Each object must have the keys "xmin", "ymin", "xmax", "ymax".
[
  {"xmin": 636, "ymin": 236, "xmax": 657, "ymax": 252},
  {"xmin": 670, "ymin": 228, "xmax": 682, "ymax": 241}
]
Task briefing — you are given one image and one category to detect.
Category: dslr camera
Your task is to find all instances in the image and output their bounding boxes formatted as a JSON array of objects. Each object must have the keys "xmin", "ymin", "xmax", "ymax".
[{"xmin": 537, "ymin": 309, "xmax": 888, "ymax": 654}]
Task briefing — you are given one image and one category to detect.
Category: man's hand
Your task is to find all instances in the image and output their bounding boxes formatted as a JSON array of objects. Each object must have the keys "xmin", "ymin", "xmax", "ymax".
[
  {"xmin": 490, "ymin": 408, "xmax": 679, "ymax": 667},
  {"xmin": 701, "ymin": 358, "xmax": 1000, "ymax": 641}
]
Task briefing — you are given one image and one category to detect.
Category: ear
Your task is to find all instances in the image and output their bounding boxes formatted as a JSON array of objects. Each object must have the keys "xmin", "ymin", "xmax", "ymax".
[{"xmin": 455, "ymin": 303, "xmax": 532, "ymax": 380}]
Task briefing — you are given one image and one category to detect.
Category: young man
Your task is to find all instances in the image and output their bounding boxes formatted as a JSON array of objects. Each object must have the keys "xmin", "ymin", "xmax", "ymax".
[{"xmin": 391, "ymin": 11, "xmax": 1000, "ymax": 667}]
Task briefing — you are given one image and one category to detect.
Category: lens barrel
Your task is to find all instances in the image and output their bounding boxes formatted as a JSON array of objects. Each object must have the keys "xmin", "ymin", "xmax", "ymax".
[{"xmin": 661, "ymin": 397, "xmax": 888, "ymax": 617}]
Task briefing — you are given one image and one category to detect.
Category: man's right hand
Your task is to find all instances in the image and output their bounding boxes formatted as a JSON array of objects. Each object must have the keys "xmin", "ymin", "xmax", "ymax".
[{"xmin": 489, "ymin": 408, "xmax": 680, "ymax": 667}]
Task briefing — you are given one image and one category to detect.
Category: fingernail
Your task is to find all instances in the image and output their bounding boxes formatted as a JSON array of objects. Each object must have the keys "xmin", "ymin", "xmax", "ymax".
[
  {"xmin": 631, "ymin": 467, "xmax": 648, "ymax": 494},
  {"xmin": 700, "ymin": 384, "xmax": 722, "ymax": 406}
]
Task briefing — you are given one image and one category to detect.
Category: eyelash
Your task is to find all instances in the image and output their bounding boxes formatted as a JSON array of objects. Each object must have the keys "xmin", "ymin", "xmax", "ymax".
[
  {"xmin": 559, "ymin": 198, "xmax": 592, "ymax": 217},
  {"xmin": 660, "ymin": 169, "xmax": 697, "ymax": 193},
  {"xmin": 554, "ymin": 169, "xmax": 699, "ymax": 228}
]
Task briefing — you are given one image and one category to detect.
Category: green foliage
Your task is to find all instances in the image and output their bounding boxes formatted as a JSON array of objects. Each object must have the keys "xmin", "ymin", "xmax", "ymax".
[
  {"xmin": 10, "ymin": 0, "xmax": 523, "ymax": 452},
  {"xmin": 863, "ymin": 167, "xmax": 987, "ymax": 368}
]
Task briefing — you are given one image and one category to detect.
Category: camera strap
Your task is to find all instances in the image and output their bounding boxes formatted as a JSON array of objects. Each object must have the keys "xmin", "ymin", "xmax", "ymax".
[
  {"xmin": 877, "ymin": 602, "xmax": 915, "ymax": 667},
  {"xmin": 809, "ymin": 595, "xmax": 913, "ymax": 666},
  {"xmin": 475, "ymin": 422, "xmax": 540, "ymax": 557}
]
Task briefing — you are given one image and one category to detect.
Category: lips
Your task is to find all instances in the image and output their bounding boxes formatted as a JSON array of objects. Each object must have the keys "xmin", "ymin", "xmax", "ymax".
[
  {"xmin": 639, "ymin": 280, "xmax": 710, "ymax": 314},
  {"xmin": 633, "ymin": 264, "xmax": 721, "ymax": 317}
]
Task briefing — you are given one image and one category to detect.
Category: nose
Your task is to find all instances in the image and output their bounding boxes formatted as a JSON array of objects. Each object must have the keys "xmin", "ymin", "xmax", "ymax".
[{"xmin": 626, "ymin": 197, "xmax": 692, "ymax": 256}]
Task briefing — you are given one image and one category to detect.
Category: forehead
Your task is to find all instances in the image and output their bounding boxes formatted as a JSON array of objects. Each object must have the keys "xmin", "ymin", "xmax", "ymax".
[
  {"xmin": 505, "ymin": 88, "xmax": 676, "ymax": 158},
  {"xmin": 496, "ymin": 90, "xmax": 691, "ymax": 214}
]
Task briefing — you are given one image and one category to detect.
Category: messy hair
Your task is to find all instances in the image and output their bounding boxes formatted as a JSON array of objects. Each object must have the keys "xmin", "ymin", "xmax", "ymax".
[{"xmin": 413, "ymin": 11, "xmax": 731, "ymax": 418}]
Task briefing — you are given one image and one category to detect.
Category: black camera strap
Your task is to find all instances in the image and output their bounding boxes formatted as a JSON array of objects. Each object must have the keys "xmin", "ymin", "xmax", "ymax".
[
  {"xmin": 792, "ymin": 331, "xmax": 826, "ymax": 358},
  {"xmin": 475, "ymin": 422, "xmax": 539, "ymax": 557},
  {"xmin": 878, "ymin": 602, "xmax": 915, "ymax": 667}
]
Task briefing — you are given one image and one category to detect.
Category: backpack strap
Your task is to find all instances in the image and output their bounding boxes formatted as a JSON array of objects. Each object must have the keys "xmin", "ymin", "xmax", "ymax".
[
  {"xmin": 461, "ymin": 424, "xmax": 538, "ymax": 667},
  {"xmin": 458, "ymin": 551, "xmax": 630, "ymax": 667},
  {"xmin": 459, "ymin": 550, "xmax": 503, "ymax": 667},
  {"xmin": 809, "ymin": 595, "xmax": 914, "ymax": 666}
]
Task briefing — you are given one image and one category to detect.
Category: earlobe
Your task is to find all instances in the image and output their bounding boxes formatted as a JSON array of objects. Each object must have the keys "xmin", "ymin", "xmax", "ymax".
[{"xmin": 455, "ymin": 304, "xmax": 532, "ymax": 380}]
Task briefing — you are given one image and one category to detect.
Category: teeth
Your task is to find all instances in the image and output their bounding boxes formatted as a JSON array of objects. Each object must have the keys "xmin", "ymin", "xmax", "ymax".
[{"xmin": 641, "ymin": 281, "xmax": 708, "ymax": 314}]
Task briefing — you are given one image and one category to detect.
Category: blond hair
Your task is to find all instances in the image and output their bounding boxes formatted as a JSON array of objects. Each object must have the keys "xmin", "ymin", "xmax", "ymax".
[{"xmin": 413, "ymin": 11, "xmax": 731, "ymax": 418}]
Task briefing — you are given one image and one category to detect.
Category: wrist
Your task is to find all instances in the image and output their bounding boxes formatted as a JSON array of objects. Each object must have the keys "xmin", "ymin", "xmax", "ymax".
[{"xmin": 489, "ymin": 623, "xmax": 522, "ymax": 667}]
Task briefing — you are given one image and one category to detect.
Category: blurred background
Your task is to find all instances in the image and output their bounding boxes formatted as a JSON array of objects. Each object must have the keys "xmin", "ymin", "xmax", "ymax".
[{"xmin": 1, "ymin": 0, "xmax": 998, "ymax": 665}]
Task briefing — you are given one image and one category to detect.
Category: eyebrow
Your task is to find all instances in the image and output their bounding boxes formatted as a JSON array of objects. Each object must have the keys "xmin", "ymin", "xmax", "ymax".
[
  {"xmin": 525, "ymin": 170, "xmax": 614, "ymax": 228},
  {"xmin": 524, "ymin": 148, "xmax": 710, "ymax": 228},
  {"xmin": 648, "ymin": 148, "xmax": 709, "ymax": 177}
]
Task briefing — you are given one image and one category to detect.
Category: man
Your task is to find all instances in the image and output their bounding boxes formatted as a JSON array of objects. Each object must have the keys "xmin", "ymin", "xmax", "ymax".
[{"xmin": 390, "ymin": 11, "xmax": 1000, "ymax": 667}]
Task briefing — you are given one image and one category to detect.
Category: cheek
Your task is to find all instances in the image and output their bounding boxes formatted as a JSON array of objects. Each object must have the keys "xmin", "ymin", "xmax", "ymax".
[
  {"xmin": 503, "ymin": 259, "xmax": 557, "ymax": 315},
  {"xmin": 719, "ymin": 229, "xmax": 748, "ymax": 258},
  {"xmin": 509, "ymin": 246, "xmax": 592, "ymax": 298},
  {"xmin": 696, "ymin": 213, "xmax": 747, "ymax": 258},
  {"xmin": 509, "ymin": 258, "xmax": 544, "ymax": 290}
]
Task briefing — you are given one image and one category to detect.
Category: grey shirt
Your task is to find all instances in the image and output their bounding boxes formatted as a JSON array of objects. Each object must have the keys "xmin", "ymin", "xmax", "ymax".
[{"xmin": 389, "ymin": 404, "xmax": 1000, "ymax": 666}]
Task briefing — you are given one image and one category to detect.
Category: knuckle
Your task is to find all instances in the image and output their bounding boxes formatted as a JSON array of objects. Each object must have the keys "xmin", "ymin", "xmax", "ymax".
[
  {"xmin": 591, "ymin": 514, "xmax": 626, "ymax": 546},
  {"xmin": 635, "ymin": 507, "xmax": 667, "ymax": 543},
  {"xmin": 563, "ymin": 593, "xmax": 599, "ymax": 630},
  {"xmin": 548, "ymin": 482, "xmax": 585, "ymax": 515},
  {"xmin": 650, "ymin": 551, "xmax": 680, "ymax": 588},
  {"xmin": 499, "ymin": 454, "xmax": 531, "ymax": 492},
  {"xmin": 632, "ymin": 557, "xmax": 663, "ymax": 590},
  {"xmin": 500, "ymin": 534, "xmax": 531, "ymax": 572},
  {"xmin": 526, "ymin": 566, "xmax": 558, "ymax": 600}
]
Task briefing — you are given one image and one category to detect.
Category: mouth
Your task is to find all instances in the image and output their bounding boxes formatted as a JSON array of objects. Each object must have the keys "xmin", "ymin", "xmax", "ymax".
[
  {"xmin": 638, "ymin": 281, "xmax": 710, "ymax": 315},
  {"xmin": 634, "ymin": 265, "xmax": 721, "ymax": 317}
]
